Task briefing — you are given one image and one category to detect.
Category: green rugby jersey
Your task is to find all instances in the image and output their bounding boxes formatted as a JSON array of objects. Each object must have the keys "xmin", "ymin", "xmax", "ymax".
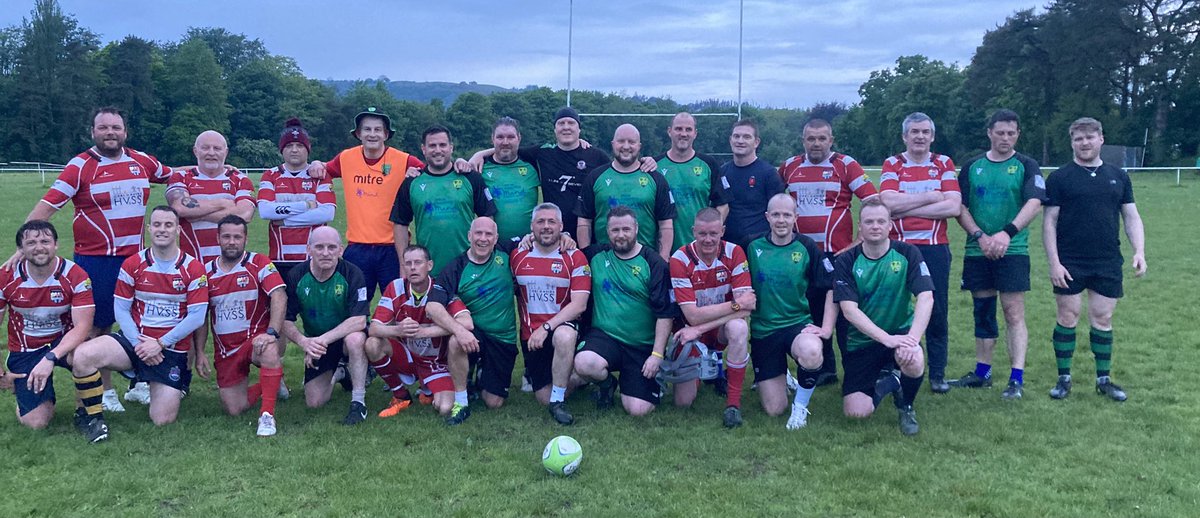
[
  {"xmin": 586, "ymin": 244, "xmax": 674, "ymax": 347},
  {"xmin": 391, "ymin": 170, "xmax": 497, "ymax": 275},
  {"xmin": 284, "ymin": 259, "xmax": 369, "ymax": 337},
  {"xmin": 481, "ymin": 157, "xmax": 541, "ymax": 242},
  {"xmin": 958, "ymin": 152, "xmax": 1046, "ymax": 256},
  {"xmin": 746, "ymin": 233, "xmax": 833, "ymax": 337},
  {"xmin": 833, "ymin": 241, "xmax": 934, "ymax": 351},
  {"xmin": 576, "ymin": 166, "xmax": 676, "ymax": 249},
  {"xmin": 655, "ymin": 153, "xmax": 728, "ymax": 250},
  {"xmin": 436, "ymin": 243, "xmax": 518, "ymax": 344}
]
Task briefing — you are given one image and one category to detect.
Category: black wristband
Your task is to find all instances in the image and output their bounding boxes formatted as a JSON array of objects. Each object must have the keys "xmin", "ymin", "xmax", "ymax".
[{"xmin": 1003, "ymin": 223, "xmax": 1020, "ymax": 237}]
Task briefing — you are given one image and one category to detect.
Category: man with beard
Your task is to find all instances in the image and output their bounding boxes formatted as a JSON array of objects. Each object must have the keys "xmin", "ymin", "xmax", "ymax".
[
  {"xmin": 510, "ymin": 203, "xmax": 591, "ymax": 425},
  {"xmin": 576, "ymin": 124, "xmax": 676, "ymax": 260},
  {"xmin": 777, "ymin": 118, "xmax": 878, "ymax": 387},
  {"xmin": 281, "ymin": 227, "xmax": 370, "ymax": 424},
  {"xmin": 257, "ymin": 118, "xmax": 336, "ymax": 281},
  {"xmin": 480, "ymin": 117, "xmax": 542, "ymax": 242},
  {"xmin": 8, "ymin": 107, "xmax": 173, "ymax": 412},
  {"xmin": 656, "ymin": 112, "xmax": 729, "ymax": 251},
  {"xmin": 574, "ymin": 207, "xmax": 675, "ymax": 417},
  {"xmin": 0, "ymin": 221, "xmax": 95, "ymax": 434},
  {"xmin": 835, "ymin": 199, "xmax": 934, "ymax": 436},
  {"xmin": 391, "ymin": 125, "xmax": 496, "ymax": 276},
  {"xmin": 198, "ymin": 216, "xmax": 287, "ymax": 437},
  {"xmin": 69, "ymin": 206, "xmax": 210, "ymax": 437}
]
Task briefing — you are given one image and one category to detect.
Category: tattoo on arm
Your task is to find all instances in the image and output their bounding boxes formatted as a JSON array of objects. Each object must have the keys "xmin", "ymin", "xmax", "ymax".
[{"xmin": 181, "ymin": 197, "xmax": 199, "ymax": 209}]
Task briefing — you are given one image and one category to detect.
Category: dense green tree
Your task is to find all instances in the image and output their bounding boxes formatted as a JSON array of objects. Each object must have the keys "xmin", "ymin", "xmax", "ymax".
[{"xmin": 158, "ymin": 38, "xmax": 230, "ymax": 165}]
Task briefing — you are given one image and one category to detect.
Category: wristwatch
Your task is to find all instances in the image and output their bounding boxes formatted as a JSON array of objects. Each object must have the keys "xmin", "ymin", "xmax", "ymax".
[
  {"xmin": 731, "ymin": 301, "xmax": 742, "ymax": 312},
  {"xmin": 44, "ymin": 351, "xmax": 58, "ymax": 363},
  {"xmin": 266, "ymin": 327, "xmax": 280, "ymax": 338},
  {"xmin": 969, "ymin": 230, "xmax": 984, "ymax": 241},
  {"xmin": 542, "ymin": 322, "xmax": 554, "ymax": 333}
]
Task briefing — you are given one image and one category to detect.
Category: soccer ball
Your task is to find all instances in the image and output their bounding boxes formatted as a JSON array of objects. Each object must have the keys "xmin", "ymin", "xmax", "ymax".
[{"xmin": 541, "ymin": 435, "xmax": 583, "ymax": 476}]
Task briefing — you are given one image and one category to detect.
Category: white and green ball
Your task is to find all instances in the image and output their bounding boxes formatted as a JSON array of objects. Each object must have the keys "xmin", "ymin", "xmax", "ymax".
[{"xmin": 541, "ymin": 435, "xmax": 583, "ymax": 476}]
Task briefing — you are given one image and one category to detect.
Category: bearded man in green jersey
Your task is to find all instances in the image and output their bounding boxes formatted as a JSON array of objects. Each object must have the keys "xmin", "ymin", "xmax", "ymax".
[
  {"xmin": 746, "ymin": 194, "xmax": 836, "ymax": 430},
  {"xmin": 480, "ymin": 117, "xmax": 543, "ymax": 243},
  {"xmin": 951, "ymin": 109, "xmax": 1046, "ymax": 400},
  {"xmin": 656, "ymin": 112, "xmax": 729, "ymax": 251},
  {"xmin": 574, "ymin": 206, "xmax": 675, "ymax": 417},
  {"xmin": 834, "ymin": 199, "xmax": 934, "ymax": 436}
]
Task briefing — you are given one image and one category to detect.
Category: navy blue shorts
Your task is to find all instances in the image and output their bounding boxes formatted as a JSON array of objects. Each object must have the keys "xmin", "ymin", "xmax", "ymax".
[
  {"xmin": 343, "ymin": 243, "xmax": 398, "ymax": 302},
  {"xmin": 112, "ymin": 333, "xmax": 189, "ymax": 391},
  {"xmin": 304, "ymin": 338, "xmax": 347, "ymax": 384},
  {"xmin": 6, "ymin": 345, "xmax": 72, "ymax": 416},
  {"xmin": 74, "ymin": 254, "xmax": 128, "ymax": 329}
]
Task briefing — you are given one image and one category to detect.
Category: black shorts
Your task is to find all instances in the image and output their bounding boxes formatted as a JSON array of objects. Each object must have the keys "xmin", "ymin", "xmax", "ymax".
[
  {"xmin": 6, "ymin": 344, "xmax": 72, "ymax": 416},
  {"xmin": 476, "ymin": 330, "xmax": 518, "ymax": 399},
  {"xmin": 841, "ymin": 342, "xmax": 898, "ymax": 397},
  {"xmin": 961, "ymin": 255, "xmax": 1031, "ymax": 293},
  {"xmin": 304, "ymin": 338, "xmax": 347, "ymax": 384},
  {"xmin": 578, "ymin": 329, "xmax": 661, "ymax": 405},
  {"xmin": 1053, "ymin": 260, "xmax": 1124, "ymax": 299},
  {"xmin": 113, "ymin": 333, "xmax": 189, "ymax": 392},
  {"xmin": 520, "ymin": 322, "xmax": 579, "ymax": 392},
  {"xmin": 750, "ymin": 322, "xmax": 806, "ymax": 383}
]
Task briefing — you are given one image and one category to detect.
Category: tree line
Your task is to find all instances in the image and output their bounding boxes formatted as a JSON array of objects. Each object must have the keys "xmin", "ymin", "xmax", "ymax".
[{"xmin": 1, "ymin": 0, "xmax": 1196, "ymax": 169}]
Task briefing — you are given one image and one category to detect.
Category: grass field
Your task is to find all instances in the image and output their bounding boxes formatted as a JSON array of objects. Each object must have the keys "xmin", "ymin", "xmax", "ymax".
[{"xmin": 0, "ymin": 171, "xmax": 1197, "ymax": 517}]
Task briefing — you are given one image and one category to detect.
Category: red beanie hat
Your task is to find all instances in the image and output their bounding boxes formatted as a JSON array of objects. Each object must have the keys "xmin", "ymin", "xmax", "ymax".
[{"xmin": 278, "ymin": 117, "xmax": 311, "ymax": 152}]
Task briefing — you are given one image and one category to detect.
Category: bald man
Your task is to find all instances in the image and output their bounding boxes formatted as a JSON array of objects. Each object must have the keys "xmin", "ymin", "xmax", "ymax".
[
  {"xmin": 576, "ymin": 123, "xmax": 676, "ymax": 260},
  {"xmin": 281, "ymin": 226, "xmax": 371, "ymax": 425},
  {"xmin": 165, "ymin": 130, "xmax": 257, "ymax": 265},
  {"xmin": 424, "ymin": 217, "xmax": 520, "ymax": 425}
]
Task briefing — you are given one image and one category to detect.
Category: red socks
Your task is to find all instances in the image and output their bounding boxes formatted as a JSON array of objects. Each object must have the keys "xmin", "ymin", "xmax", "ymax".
[{"xmin": 726, "ymin": 358, "xmax": 747, "ymax": 408}]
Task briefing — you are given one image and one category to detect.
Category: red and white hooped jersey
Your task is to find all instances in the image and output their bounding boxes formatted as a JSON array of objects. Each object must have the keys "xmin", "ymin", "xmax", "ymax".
[
  {"xmin": 257, "ymin": 166, "xmax": 336, "ymax": 262},
  {"xmin": 372, "ymin": 278, "xmax": 467, "ymax": 359},
  {"xmin": 205, "ymin": 252, "xmax": 285, "ymax": 359},
  {"xmin": 0, "ymin": 257, "xmax": 95, "ymax": 352},
  {"xmin": 114, "ymin": 249, "xmax": 208, "ymax": 352},
  {"xmin": 167, "ymin": 167, "xmax": 255, "ymax": 264},
  {"xmin": 879, "ymin": 153, "xmax": 960, "ymax": 245},
  {"xmin": 510, "ymin": 247, "xmax": 591, "ymax": 340},
  {"xmin": 669, "ymin": 240, "xmax": 752, "ymax": 308},
  {"xmin": 41, "ymin": 148, "xmax": 171, "ymax": 257},
  {"xmin": 778, "ymin": 152, "xmax": 877, "ymax": 252}
]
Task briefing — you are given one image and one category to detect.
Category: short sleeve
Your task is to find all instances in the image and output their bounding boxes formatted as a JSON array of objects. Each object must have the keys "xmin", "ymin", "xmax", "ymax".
[
  {"xmin": 343, "ymin": 262, "xmax": 369, "ymax": 317},
  {"xmin": 938, "ymin": 156, "xmax": 960, "ymax": 194},
  {"xmin": 567, "ymin": 249, "xmax": 591, "ymax": 293},
  {"xmin": 1019, "ymin": 155, "xmax": 1048, "ymax": 203},
  {"xmin": 284, "ymin": 262, "xmax": 305, "ymax": 321},
  {"xmin": 185, "ymin": 260, "xmax": 210, "ymax": 306},
  {"xmin": 469, "ymin": 173, "xmax": 498, "ymax": 217},
  {"xmin": 372, "ymin": 282, "xmax": 399, "ymax": 324},
  {"xmin": 390, "ymin": 177, "xmax": 415, "ymax": 225},
  {"xmin": 878, "ymin": 158, "xmax": 900, "ymax": 193},
  {"xmin": 958, "ymin": 157, "xmax": 976, "ymax": 207},
  {"xmin": 42, "ymin": 159, "xmax": 83, "ymax": 208},
  {"xmin": 802, "ymin": 236, "xmax": 833, "ymax": 292},
  {"xmin": 669, "ymin": 250, "xmax": 696, "ymax": 305},
  {"xmin": 700, "ymin": 154, "xmax": 729, "ymax": 207},
  {"xmin": 575, "ymin": 168, "xmax": 602, "ymax": 219},
  {"xmin": 646, "ymin": 251, "xmax": 676, "ymax": 319},
  {"xmin": 901, "ymin": 244, "xmax": 935, "ymax": 295},
  {"xmin": 68, "ymin": 266, "xmax": 95, "ymax": 309},
  {"xmin": 832, "ymin": 250, "xmax": 859, "ymax": 304},
  {"xmin": 651, "ymin": 170, "xmax": 677, "ymax": 221},
  {"xmin": 729, "ymin": 245, "xmax": 752, "ymax": 291}
]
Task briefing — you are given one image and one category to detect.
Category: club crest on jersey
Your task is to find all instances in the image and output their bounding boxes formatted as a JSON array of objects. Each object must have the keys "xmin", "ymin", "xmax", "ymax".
[
  {"xmin": 172, "ymin": 277, "xmax": 185, "ymax": 291},
  {"xmin": 822, "ymin": 170, "xmax": 833, "ymax": 179},
  {"xmin": 715, "ymin": 271, "xmax": 728, "ymax": 283},
  {"xmin": 1007, "ymin": 165, "xmax": 1019, "ymax": 175},
  {"xmin": 302, "ymin": 181, "xmax": 313, "ymax": 190},
  {"xmin": 222, "ymin": 181, "xmax": 231, "ymax": 191},
  {"xmin": 494, "ymin": 255, "xmax": 504, "ymax": 265},
  {"xmin": 890, "ymin": 260, "xmax": 902, "ymax": 273},
  {"xmin": 638, "ymin": 177, "xmax": 649, "ymax": 187},
  {"xmin": 551, "ymin": 262, "xmax": 563, "ymax": 274},
  {"xmin": 334, "ymin": 284, "xmax": 345, "ymax": 296},
  {"xmin": 928, "ymin": 167, "xmax": 938, "ymax": 178},
  {"xmin": 518, "ymin": 167, "xmax": 529, "ymax": 176},
  {"xmin": 236, "ymin": 275, "xmax": 250, "ymax": 288},
  {"xmin": 382, "ymin": 164, "xmax": 392, "ymax": 176},
  {"xmin": 577, "ymin": 160, "xmax": 587, "ymax": 170},
  {"xmin": 81, "ymin": 279, "xmax": 92, "ymax": 291},
  {"xmin": 631, "ymin": 265, "xmax": 642, "ymax": 277},
  {"xmin": 266, "ymin": 263, "xmax": 277, "ymax": 274},
  {"xmin": 693, "ymin": 166, "xmax": 703, "ymax": 176},
  {"xmin": 453, "ymin": 179, "xmax": 463, "ymax": 189},
  {"xmin": 129, "ymin": 165, "xmax": 141, "ymax": 176},
  {"xmin": 582, "ymin": 265, "xmax": 591, "ymax": 275},
  {"xmin": 791, "ymin": 251, "xmax": 801, "ymax": 263},
  {"xmin": 749, "ymin": 176, "xmax": 756, "ymax": 187},
  {"xmin": 49, "ymin": 289, "xmax": 64, "ymax": 304}
]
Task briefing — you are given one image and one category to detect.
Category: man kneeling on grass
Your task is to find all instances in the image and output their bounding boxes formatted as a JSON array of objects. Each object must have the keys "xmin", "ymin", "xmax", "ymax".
[
  {"xmin": 834, "ymin": 199, "xmax": 934, "ymax": 436},
  {"xmin": 366, "ymin": 245, "xmax": 473, "ymax": 419}
]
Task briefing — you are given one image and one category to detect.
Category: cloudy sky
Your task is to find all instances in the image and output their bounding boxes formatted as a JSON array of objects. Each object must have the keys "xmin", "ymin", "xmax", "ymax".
[{"xmin": 3, "ymin": 0, "xmax": 1043, "ymax": 108}]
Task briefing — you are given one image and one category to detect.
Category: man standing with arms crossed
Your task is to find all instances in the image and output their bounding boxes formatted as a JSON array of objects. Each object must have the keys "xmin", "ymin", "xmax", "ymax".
[
  {"xmin": 656, "ymin": 112, "xmax": 729, "ymax": 251},
  {"xmin": 576, "ymin": 124, "xmax": 676, "ymax": 259},
  {"xmin": 257, "ymin": 117, "xmax": 336, "ymax": 280},
  {"xmin": 511, "ymin": 203, "xmax": 591, "ymax": 425},
  {"xmin": 165, "ymin": 130, "xmax": 257, "ymax": 265},
  {"xmin": 878, "ymin": 112, "xmax": 961, "ymax": 394},
  {"xmin": 669, "ymin": 208, "xmax": 754, "ymax": 427},
  {"xmin": 778, "ymin": 118, "xmax": 879, "ymax": 387},
  {"xmin": 574, "ymin": 207, "xmax": 675, "ymax": 417},
  {"xmin": 282, "ymin": 227, "xmax": 371, "ymax": 424},
  {"xmin": 309, "ymin": 107, "xmax": 425, "ymax": 300},
  {"xmin": 950, "ymin": 109, "xmax": 1046, "ymax": 400},
  {"xmin": 1043, "ymin": 117, "xmax": 1146, "ymax": 402},
  {"xmin": 69, "ymin": 206, "xmax": 210, "ymax": 436},
  {"xmin": 8, "ymin": 107, "xmax": 173, "ymax": 412},
  {"xmin": 200, "ymin": 216, "xmax": 287, "ymax": 437}
]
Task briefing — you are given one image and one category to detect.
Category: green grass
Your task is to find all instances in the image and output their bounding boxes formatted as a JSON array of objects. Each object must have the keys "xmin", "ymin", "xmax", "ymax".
[{"xmin": 0, "ymin": 171, "xmax": 1197, "ymax": 517}]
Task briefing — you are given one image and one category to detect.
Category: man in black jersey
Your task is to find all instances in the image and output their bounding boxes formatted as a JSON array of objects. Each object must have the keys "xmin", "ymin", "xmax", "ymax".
[{"xmin": 1043, "ymin": 117, "xmax": 1146, "ymax": 402}]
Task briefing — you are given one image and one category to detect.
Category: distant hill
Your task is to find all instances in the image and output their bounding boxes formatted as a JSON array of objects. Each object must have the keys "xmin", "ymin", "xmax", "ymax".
[{"xmin": 322, "ymin": 79, "xmax": 529, "ymax": 103}]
